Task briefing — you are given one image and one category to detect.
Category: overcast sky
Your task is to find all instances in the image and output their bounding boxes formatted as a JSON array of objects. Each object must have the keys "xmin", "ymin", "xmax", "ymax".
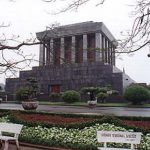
[{"xmin": 0, "ymin": 0, "xmax": 150, "ymax": 84}]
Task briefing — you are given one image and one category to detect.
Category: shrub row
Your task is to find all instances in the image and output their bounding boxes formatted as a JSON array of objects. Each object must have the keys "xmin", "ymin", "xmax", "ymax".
[
  {"xmin": 6, "ymin": 110, "xmax": 150, "ymax": 134},
  {"xmin": 59, "ymin": 85, "xmax": 150, "ymax": 104},
  {"xmin": 49, "ymin": 86, "xmax": 120, "ymax": 103}
]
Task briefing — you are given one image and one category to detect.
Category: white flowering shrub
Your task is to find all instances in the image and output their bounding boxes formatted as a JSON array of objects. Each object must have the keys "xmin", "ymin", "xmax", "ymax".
[
  {"xmin": 20, "ymin": 123, "xmax": 150, "ymax": 149},
  {"xmin": 0, "ymin": 116, "xmax": 9, "ymax": 122}
]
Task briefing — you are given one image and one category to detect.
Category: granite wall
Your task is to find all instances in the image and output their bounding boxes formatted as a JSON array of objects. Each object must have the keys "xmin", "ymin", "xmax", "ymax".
[{"xmin": 6, "ymin": 62, "xmax": 123, "ymax": 101}]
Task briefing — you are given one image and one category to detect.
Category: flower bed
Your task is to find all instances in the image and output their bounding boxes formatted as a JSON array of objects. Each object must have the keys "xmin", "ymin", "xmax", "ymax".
[
  {"xmin": 13, "ymin": 113, "xmax": 96, "ymax": 124},
  {"xmin": 123, "ymin": 120, "xmax": 150, "ymax": 130},
  {"xmin": 0, "ymin": 110, "xmax": 150, "ymax": 149},
  {"xmin": 9, "ymin": 111, "xmax": 99, "ymax": 129},
  {"xmin": 6, "ymin": 111, "xmax": 150, "ymax": 133}
]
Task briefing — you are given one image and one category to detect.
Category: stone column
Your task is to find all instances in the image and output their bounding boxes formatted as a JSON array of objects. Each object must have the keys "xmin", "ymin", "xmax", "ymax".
[
  {"xmin": 50, "ymin": 39, "xmax": 54, "ymax": 64},
  {"xmin": 102, "ymin": 35, "xmax": 105, "ymax": 63},
  {"xmin": 112, "ymin": 45, "xmax": 116, "ymax": 66},
  {"xmin": 106, "ymin": 40, "xmax": 109, "ymax": 63},
  {"xmin": 107, "ymin": 41, "xmax": 111, "ymax": 64},
  {"xmin": 99, "ymin": 33, "xmax": 103, "ymax": 61},
  {"xmin": 95, "ymin": 32, "xmax": 102, "ymax": 61},
  {"xmin": 105, "ymin": 38, "xmax": 108, "ymax": 63},
  {"xmin": 72, "ymin": 36, "xmax": 76, "ymax": 63},
  {"xmin": 83, "ymin": 34, "xmax": 87, "ymax": 62},
  {"xmin": 109, "ymin": 43, "xmax": 112, "ymax": 65},
  {"xmin": 60, "ymin": 37, "xmax": 65, "ymax": 64},
  {"xmin": 39, "ymin": 44, "xmax": 44, "ymax": 66},
  {"xmin": 46, "ymin": 42, "xmax": 50, "ymax": 65},
  {"xmin": 43, "ymin": 44, "xmax": 46, "ymax": 66}
]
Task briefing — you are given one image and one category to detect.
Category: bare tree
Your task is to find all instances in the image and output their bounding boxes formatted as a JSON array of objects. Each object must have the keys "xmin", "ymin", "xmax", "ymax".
[
  {"xmin": 0, "ymin": 0, "xmax": 104, "ymax": 77},
  {"xmin": 0, "ymin": 21, "xmax": 63, "ymax": 76},
  {"xmin": 1, "ymin": 0, "xmax": 150, "ymax": 76},
  {"xmin": 0, "ymin": 23, "xmax": 41, "ymax": 76},
  {"xmin": 118, "ymin": 0, "xmax": 150, "ymax": 54},
  {"xmin": 43, "ymin": 0, "xmax": 105, "ymax": 13},
  {"xmin": 43, "ymin": 0, "xmax": 150, "ymax": 55}
]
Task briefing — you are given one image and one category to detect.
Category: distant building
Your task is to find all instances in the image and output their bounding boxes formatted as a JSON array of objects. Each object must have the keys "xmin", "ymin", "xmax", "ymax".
[{"xmin": 5, "ymin": 21, "xmax": 134, "ymax": 100}]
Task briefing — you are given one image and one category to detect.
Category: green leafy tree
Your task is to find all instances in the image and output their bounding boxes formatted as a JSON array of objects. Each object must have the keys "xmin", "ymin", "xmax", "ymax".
[
  {"xmin": 96, "ymin": 92, "xmax": 108, "ymax": 103},
  {"xmin": 124, "ymin": 85, "xmax": 150, "ymax": 105},
  {"xmin": 81, "ymin": 87, "xmax": 99, "ymax": 101},
  {"xmin": 16, "ymin": 87, "xmax": 30, "ymax": 101},
  {"xmin": 62, "ymin": 90, "xmax": 80, "ymax": 103},
  {"xmin": 16, "ymin": 77, "xmax": 38, "ymax": 101}
]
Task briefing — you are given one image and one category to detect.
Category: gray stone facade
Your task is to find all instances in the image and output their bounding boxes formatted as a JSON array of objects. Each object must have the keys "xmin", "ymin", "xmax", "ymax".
[
  {"xmin": 6, "ymin": 62, "xmax": 124, "ymax": 100},
  {"xmin": 5, "ymin": 21, "xmax": 134, "ymax": 100}
]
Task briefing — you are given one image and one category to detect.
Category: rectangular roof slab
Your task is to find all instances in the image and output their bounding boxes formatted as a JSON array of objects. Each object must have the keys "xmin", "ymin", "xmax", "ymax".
[{"xmin": 36, "ymin": 21, "xmax": 116, "ymax": 43}]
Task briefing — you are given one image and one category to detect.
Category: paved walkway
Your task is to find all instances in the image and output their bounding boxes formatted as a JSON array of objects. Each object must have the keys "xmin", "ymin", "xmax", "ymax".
[
  {"xmin": 38, "ymin": 105, "xmax": 150, "ymax": 117},
  {"xmin": 0, "ymin": 103, "xmax": 150, "ymax": 117}
]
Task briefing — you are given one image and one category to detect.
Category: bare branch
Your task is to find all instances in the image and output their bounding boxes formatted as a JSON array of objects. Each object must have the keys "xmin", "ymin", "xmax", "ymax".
[
  {"xmin": 0, "ymin": 41, "xmax": 41, "ymax": 51},
  {"xmin": 42, "ymin": 0, "xmax": 150, "ymax": 54},
  {"xmin": 0, "ymin": 22, "xmax": 43, "ymax": 76},
  {"xmin": 43, "ymin": 0, "xmax": 105, "ymax": 14},
  {"xmin": 119, "ymin": 0, "xmax": 150, "ymax": 53}
]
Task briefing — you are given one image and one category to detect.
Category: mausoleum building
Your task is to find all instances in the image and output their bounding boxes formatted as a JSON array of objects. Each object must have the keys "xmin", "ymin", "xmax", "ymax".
[{"xmin": 5, "ymin": 21, "xmax": 134, "ymax": 100}]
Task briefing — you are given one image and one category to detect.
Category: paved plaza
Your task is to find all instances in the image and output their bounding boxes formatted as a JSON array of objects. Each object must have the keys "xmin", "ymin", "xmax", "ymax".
[{"xmin": 0, "ymin": 103, "xmax": 150, "ymax": 117}]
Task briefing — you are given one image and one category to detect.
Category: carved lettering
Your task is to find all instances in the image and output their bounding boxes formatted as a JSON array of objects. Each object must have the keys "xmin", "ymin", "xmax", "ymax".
[
  {"xmin": 126, "ymin": 134, "xmax": 136, "ymax": 138},
  {"xmin": 101, "ymin": 133, "xmax": 111, "ymax": 137},
  {"xmin": 112, "ymin": 134, "xmax": 125, "ymax": 138}
]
